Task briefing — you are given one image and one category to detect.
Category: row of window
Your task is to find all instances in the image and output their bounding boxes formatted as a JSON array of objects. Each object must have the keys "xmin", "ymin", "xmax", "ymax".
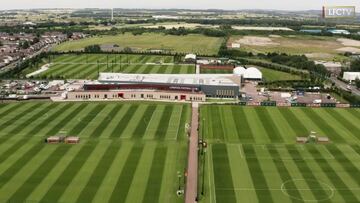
[
  {"xmin": 190, "ymin": 97, "xmax": 202, "ymax": 101},
  {"xmin": 216, "ymin": 89, "xmax": 235, "ymax": 96},
  {"xmin": 160, "ymin": 95, "xmax": 171, "ymax": 99},
  {"xmin": 75, "ymin": 94, "xmax": 92, "ymax": 99}
]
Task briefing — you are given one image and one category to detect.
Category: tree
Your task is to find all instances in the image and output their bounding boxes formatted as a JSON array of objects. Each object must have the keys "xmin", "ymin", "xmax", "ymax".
[
  {"xmin": 123, "ymin": 47, "xmax": 132, "ymax": 53},
  {"xmin": 84, "ymin": 45, "xmax": 101, "ymax": 53},
  {"xmin": 350, "ymin": 59, "xmax": 360, "ymax": 71},
  {"xmin": 19, "ymin": 41, "xmax": 30, "ymax": 49},
  {"xmin": 355, "ymin": 78, "xmax": 360, "ymax": 89}
]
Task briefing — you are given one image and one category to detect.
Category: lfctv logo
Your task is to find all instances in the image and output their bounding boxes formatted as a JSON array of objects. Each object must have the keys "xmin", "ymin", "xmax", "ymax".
[{"xmin": 322, "ymin": 6, "xmax": 356, "ymax": 18}]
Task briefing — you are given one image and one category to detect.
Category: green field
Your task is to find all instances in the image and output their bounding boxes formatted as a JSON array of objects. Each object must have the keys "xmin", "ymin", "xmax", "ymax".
[
  {"xmin": 53, "ymin": 33, "xmax": 223, "ymax": 55},
  {"xmin": 0, "ymin": 102, "xmax": 190, "ymax": 203},
  {"xmin": 27, "ymin": 54, "xmax": 195, "ymax": 79},
  {"xmin": 200, "ymin": 67, "xmax": 301, "ymax": 81},
  {"xmin": 200, "ymin": 105, "xmax": 360, "ymax": 203},
  {"xmin": 259, "ymin": 67, "xmax": 302, "ymax": 81},
  {"xmin": 228, "ymin": 35, "xmax": 350, "ymax": 61}
]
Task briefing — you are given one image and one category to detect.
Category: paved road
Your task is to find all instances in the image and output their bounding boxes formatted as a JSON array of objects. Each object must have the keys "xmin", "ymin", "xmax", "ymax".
[
  {"xmin": 330, "ymin": 77, "xmax": 360, "ymax": 96},
  {"xmin": 185, "ymin": 102, "xmax": 199, "ymax": 203}
]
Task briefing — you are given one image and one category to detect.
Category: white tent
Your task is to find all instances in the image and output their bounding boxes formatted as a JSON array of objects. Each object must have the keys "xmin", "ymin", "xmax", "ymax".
[
  {"xmin": 244, "ymin": 67, "xmax": 262, "ymax": 80},
  {"xmin": 233, "ymin": 66, "xmax": 246, "ymax": 76}
]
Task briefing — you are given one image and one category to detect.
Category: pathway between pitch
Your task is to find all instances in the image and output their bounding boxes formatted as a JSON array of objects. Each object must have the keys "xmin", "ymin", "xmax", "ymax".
[{"xmin": 185, "ymin": 102, "xmax": 199, "ymax": 203}]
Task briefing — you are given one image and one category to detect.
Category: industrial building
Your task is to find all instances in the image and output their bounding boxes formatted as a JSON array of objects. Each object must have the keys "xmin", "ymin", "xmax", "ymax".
[{"xmin": 66, "ymin": 73, "xmax": 242, "ymax": 101}]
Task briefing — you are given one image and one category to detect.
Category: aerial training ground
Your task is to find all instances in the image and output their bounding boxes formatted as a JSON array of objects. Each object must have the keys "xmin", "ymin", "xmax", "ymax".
[
  {"xmin": 200, "ymin": 105, "xmax": 360, "ymax": 203},
  {"xmin": 26, "ymin": 54, "xmax": 195, "ymax": 79},
  {"xmin": 0, "ymin": 102, "xmax": 190, "ymax": 203}
]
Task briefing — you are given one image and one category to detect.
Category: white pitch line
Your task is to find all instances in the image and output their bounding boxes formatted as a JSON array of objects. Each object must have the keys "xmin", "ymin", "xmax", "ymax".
[{"xmin": 238, "ymin": 145, "xmax": 244, "ymax": 159}]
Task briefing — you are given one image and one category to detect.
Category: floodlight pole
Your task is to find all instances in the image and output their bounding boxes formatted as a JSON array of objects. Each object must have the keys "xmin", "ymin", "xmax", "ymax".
[
  {"xmin": 120, "ymin": 55, "xmax": 122, "ymax": 71},
  {"xmin": 112, "ymin": 60, "xmax": 114, "ymax": 73},
  {"xmin": 107, "ymin": 55, "xmax": 109, "ymax": 69},
  {"xmin": 177, "ymin": 171, "xmax": 181, "ymax": 190},
  {"xmin": 97, "ymin": 60, "xmax": 99, "ymax": 77}
]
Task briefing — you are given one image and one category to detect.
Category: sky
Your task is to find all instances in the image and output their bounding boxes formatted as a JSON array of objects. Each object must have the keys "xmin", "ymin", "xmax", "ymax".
[{"xmin": 1, "ymin": 0, "xmax": 360, "ymax": 11}]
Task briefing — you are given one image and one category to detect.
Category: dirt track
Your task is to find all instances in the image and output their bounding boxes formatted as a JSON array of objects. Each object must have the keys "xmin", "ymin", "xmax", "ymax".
[{"xmin": 185, "ymin": 102, "xmax": 199, "ymax": 203}]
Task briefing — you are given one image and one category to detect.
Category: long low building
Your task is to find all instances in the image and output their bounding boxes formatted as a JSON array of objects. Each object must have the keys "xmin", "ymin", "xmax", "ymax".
[
  {"xmin": 91, "ymin": 73, "xmax": 241, "ymax": 98},
  {"xmin": 343, "ymin": 72, "xmax": 360, "ymax": 82},
  {"xmin": 66, "ymin": 73, "xmax": 242, "ymax": 101}
]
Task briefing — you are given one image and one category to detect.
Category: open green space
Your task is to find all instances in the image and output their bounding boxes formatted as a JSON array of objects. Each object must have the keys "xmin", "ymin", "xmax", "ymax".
[
  {"xmin": 53, "ymin": 33, "xmax": 223, "ymax": 55},
  {"xmin": 228, "ymin": 35, "xmax": 352, "ymax": 61},
  {"xmin": 0, "ymin": 101, "xmax": 191, "ymax": 203},
  {"xmin": 200, "ymin": 105, "xmax": 360, "ymax": 203},
  {"xmin": 26, "ymin": 54, "xmax": 195, "ymax": 79},
  {"xmin": 259, "ymin": 67, "xmax": 302, "ymax": 81}
]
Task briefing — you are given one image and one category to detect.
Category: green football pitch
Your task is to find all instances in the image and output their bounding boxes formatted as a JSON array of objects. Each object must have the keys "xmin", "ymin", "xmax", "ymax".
[
  {"xmin": 0, "ymin": 102, "xmax": 190, "ymax": 203},
  {"xmin": 26, "ymin": 54, "xmax": 195, "ymax": 79},
  {"xmin": 200, "ymin": 105, "xmax": 360, "ymax": 203}
]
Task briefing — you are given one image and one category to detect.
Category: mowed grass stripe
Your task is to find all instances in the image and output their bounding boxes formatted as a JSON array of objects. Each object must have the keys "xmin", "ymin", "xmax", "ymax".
[
  {"xmin": 300, "ymin": 108, "xmax": 345, "ymax": 143},
  {"xmin": 27, "ymin": 103, "xmax": 73, "ymax": 136},
  {"xmin": 133, "ymin": 105, "xmax": 156, "ymax": 139},
  {"xmin": 8, "ymin": 103, "xmax": 58, "ymax": 135},
  {"xmin": 231, "ymin": 106, "xmax": 255, "ymax": 143},
  {"xmin": 45, "ymin": 103, "xmax": 88, "ymax": 136},
  {"xmin": 172, "ymin": 104, "xmax": 189, "ymax": 142},
  {"xmin": 0, "ymin": 103, "xmax": 59, "ymax": 163},
  {"xmin": 0, "ymin": 102, "xmax": 23, "ymax": 116},
  {"xmin": 109, "ymin": 145, "xmax": 144, "ymax": 203},
  {"xmin": 254, "ymin": 107, "xmax": 284, "ymax": 143},
  {"xmin": 212, "ymin": 144, "xmax": 237, "ymax": 203},
  {"xmin": 306, "ymin": 145, "xmax": 358, "ymax": 202},
  {"xmin": 142, "ymin": 146, "xmax": 167, "ymax": 203},
  {"xmin": 76, "ymin": 143, "xmax": 122, "ymax": 202},
  {"xmin": 0, "ymin": 103, "xmax": 43, "ymax": 132},
  {"xmin": 211, "ymin": 106, "xmax": 225, "ymax": 140},
  {"xmin": 40, "ymin": 142, "xmax": 99, "ymax": 202},
  {"xmin": 0, "ymin": 103, "xmax": 8, "ymax": 112},
  {"xmin": 326, "ymin": 109, "xmax": 360, "ymax": 141},
  {"xmin": 266, "ymin": 147, "xmax": 302, "ymax": 203},
  {"xmin": 325, "ymin": 145, "xmax": 360, "ymax": 186},
  {"xmin": 0, "ymin": 143, "xmax": 44, "ymax": 190},
  {"xmin": 109, "ymin": 105, "xmax": 139, "ymax": 138},
  {"xmin": 69, "ymin": 104, "xmax": 106, "ymax": 135},
  {"xmin": 90, "ymin": 104, "xmax": 123, "ymax": 137},
  {"xmin": 346, "ymin": 108, "xmax": 360, "ymax": 120},
  {"xmin": 278, "ymin": 108, "xmax": 308, "ymax": 135},
  {"xmin": 154, "ymin": 105, "xmax": 174, "ymax": 140},
  {"xmin": 7, "ymin": 145, "xmax": 72, "ymax": 202},
  {"xmin": 285, "ymin": 145, "xmax": 332, "ymax": 201},
  {"xmin": 351, "ymin": 145, "xmax": 360, "ymax": 156},
  {"xmin": 242, "ymin": 144, "xmax": 274, "ymax": 203}
]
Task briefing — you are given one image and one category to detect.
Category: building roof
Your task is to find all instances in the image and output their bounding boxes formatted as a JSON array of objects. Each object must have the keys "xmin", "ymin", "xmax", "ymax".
[
  {"xmin": 98, "ymin": 73, "xmax": 239, "ymax": 87},
  {"xmin": 185, "ymin": 54, "xmax": 196, "ymax": 60},
  {"xmin": 328, "ymin": 29, "xmax": 350, "ymax": 35},
  {"xmin": 343, "ymin": 72, "xmax": 360, "ymax": 81}
]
